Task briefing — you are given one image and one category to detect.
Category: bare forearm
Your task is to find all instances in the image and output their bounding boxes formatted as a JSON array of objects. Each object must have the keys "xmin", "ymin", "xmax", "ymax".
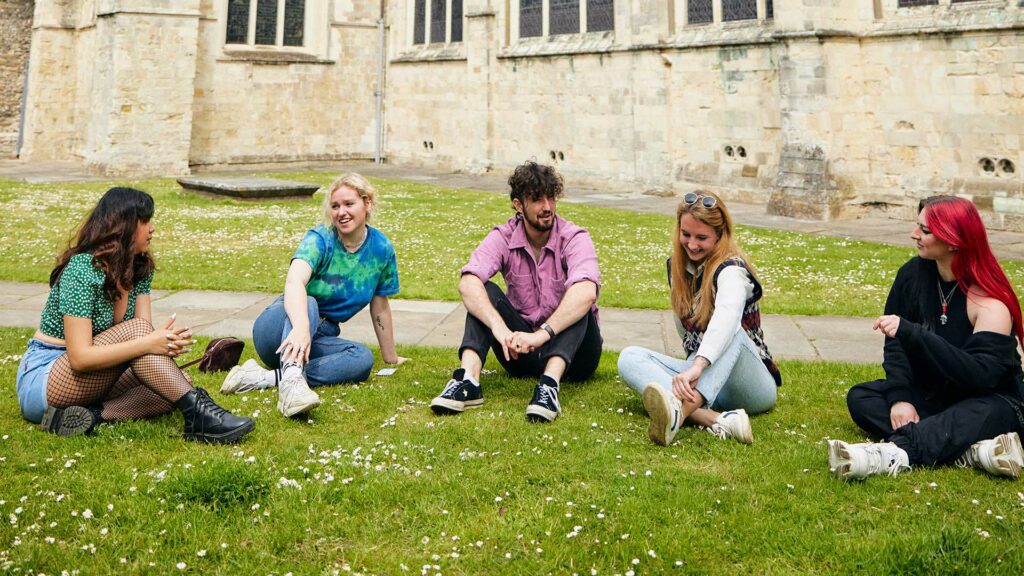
[
  {"xmin": 459, "ymin": 274, "xmax": 506, "ymax": 332},
  {"xmin": 370, "ymin": 297, "xmax": 399, "ymax": 363},
  {"xmin": 68, "ymin": 338, "xmax": 149, "ymax": 371},
  {"xmin": 544, "ymin": 281, "xmax": 597, "ymax": 334},
  {"xmin": 283, "ymin": 279, "xmax": 310, "ymax": 335}
]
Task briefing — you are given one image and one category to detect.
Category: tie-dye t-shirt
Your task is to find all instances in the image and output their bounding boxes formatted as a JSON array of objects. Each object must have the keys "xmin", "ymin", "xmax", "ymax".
[{"xmin": 293, "ymin": 224, "xmax": 400, "ymax": 323}]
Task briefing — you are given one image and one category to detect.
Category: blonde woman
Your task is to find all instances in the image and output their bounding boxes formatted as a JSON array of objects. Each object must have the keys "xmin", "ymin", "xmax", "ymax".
[
  {"xmin": 617, "ymin": 192, "xmax": 781, "ymax": 446},
  {"xmin": 222, "ymin": 173, "xmax": 405, "ymax": 417}
]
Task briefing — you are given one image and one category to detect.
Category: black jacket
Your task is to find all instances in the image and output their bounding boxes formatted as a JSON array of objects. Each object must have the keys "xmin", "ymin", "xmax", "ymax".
[{"xmin": 881, "ymin": 257, "xmax": 1024, "ymax": 407}]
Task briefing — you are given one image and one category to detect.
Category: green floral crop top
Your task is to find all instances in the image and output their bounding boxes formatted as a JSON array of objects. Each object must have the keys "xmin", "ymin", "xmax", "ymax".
[{"xmin": 38, "ymin": 253, "xmax": 153, "ymax": 339}]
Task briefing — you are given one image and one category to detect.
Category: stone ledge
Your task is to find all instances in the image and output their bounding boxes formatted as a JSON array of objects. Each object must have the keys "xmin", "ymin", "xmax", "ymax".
[{"xmin": 177, "ymin": 176, "xmax": 319, "ymax": 199}]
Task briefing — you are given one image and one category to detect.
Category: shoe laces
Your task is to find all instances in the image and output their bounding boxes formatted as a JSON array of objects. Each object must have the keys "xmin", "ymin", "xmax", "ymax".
[
  {"xmin": 865, "ymin": 444, "xmax": 909, "ymax": 477},
  {"xmin": 439, "ymin": 378, "xmax": 464, "ymax": 398},
  {"xmin": 706, "ymin": 423, "xmax": 728, "ymax": 440},
  {"xmin": 535, "ymin": 384, "xmax": 559, "ymax": 409},
  {"xmin": 195, "ymin": 389, "xmax": 229, "ymax": 417}
]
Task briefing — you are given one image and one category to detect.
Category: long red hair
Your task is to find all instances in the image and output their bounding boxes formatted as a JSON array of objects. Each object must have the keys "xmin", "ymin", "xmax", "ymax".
[{"xmin": 921, "ymin": 196, "xmax": 1024, "ymax": 347}]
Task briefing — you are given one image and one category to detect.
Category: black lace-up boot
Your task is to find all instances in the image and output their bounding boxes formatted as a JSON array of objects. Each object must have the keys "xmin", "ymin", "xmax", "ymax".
[{"xmin": 175, "ymin": 388, "xmax": 255, "ymax": 444}]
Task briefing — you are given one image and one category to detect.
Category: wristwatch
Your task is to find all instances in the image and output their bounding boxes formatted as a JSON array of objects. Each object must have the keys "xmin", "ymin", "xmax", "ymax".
[{"xmin": 540, "ymin": 323, "xmax": 556, "ymax": 339}]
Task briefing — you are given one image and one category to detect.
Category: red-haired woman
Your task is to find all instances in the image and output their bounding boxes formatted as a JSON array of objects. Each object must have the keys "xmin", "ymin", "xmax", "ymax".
[
  {"xmin": 15, "ymin": 187, "xmax": 254, "ymax": 443},
  {"xmin": 829, "ymin": 196, "xmax": 1024, "ymax": 480}
]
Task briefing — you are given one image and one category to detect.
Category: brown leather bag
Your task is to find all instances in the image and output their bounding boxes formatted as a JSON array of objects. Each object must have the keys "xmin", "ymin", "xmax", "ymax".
[{"xmin": 179, "ymin": 337, "xmax": 245, "ymax": 373}]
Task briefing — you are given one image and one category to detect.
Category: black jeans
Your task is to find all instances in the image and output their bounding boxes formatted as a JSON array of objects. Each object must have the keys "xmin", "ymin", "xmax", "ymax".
[
  {"xmin": 846, "ymin": 379, "xmax": 1024, "ymax": 466},
  {"xmin": 459, "ymin": 282, "xmax": 602, "ymax": 382}
]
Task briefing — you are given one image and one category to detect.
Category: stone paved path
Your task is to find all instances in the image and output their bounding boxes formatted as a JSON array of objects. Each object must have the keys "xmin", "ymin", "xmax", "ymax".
[
  {"xmin": 0, "ymin": 281, "xmax": 883, "ymax": 364},
  {"xmin": 6, "ymin": 158, "xmax": 1024, "ymax": 366}
]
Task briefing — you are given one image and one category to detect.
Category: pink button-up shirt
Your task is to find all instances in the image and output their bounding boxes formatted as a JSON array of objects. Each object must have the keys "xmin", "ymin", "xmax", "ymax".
[{"xmin": 461, "ymin": 215, "xmax": 601, "ymax": 328}]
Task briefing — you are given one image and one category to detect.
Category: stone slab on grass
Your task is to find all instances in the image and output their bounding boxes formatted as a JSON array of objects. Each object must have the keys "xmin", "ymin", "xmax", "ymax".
[{"xmin": 177, "ymin": 176, "xmax": 319, "ymax": 199}]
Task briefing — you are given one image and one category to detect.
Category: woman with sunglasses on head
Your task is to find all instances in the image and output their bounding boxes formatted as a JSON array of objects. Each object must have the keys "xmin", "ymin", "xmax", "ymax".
[
  {"xmin": 828, "ymin": 196, "xmax": 1024, "ymax": 481},
  {"xmin": 15, "ymin": 187, "xmax": 254, "ymax": 443},
  {"xmin": 618, "ymin": 191, "xmax": 781, "ymax": 446}
]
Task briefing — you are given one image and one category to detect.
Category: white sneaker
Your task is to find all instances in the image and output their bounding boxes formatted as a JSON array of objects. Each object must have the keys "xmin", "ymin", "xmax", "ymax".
[
  {"xmin": 955, "ymin": 432, "xmax": 1023, "ymax": 479},
  {"xmin": 221, "ymin": 359, "xmax": 274, "ymax": 394},
  {"xmin": 642, "ymin": 384, "xmax": 681, "ymax": 446},
  {"xmin": 707, "ymin": 409, "xmax": 753, "ymax": 445},
  {"xmin": 828, "ymin": 440, "xmax": 910, "ymax": 480},
  {"xmin": 277, "ymin": 369, "xmax": 321, "ymax": 417}
]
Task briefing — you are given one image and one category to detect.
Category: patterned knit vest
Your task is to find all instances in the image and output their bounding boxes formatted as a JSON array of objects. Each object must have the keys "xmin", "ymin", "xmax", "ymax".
[{"xmin": 673, "ymin": 258, "xmax": 783, "ymax": 387}]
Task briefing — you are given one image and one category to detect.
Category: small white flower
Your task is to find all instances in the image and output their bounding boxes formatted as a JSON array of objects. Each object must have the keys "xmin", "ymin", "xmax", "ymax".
[
  {"xmin": 196, "ymin": 550, "xmax": 206, "ymax": 557},
  {"xmin": 82, "ymin": 509, "xmax": 93, "ymax": 519},
  {"xmin": 177, "ymin": 562, "xmax": 187, "ymax": 570},
  {"xmin": 632, "ymin": 558, "xmax": 640, "ymax": 565}
]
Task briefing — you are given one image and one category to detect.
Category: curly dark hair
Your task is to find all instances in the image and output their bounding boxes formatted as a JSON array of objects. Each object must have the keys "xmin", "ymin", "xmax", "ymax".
[
  {"xmin": 50, "ymin": 187, "xmax": 156, "ymax": 303},
  {"xmin": 508, "ymin": 161, "xmax": 563, "ymax": 206}
]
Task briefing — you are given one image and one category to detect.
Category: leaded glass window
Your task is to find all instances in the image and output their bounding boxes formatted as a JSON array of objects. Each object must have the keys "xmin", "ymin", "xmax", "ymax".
[
  {"xmin": 897, "ymin": 0, "xmax": 937, "ymax": 6},
  {"xmin": 255, "ymin": 0, "xmax": 277, "ymax": 45},
  {"xmin": 226, "ymin": 0, "xmax": 249, "ymax": 44},
  {"xmin": 687, "ymin": 0, "xmax": 712, "ymax": 25},
  {"xmin": 550, "ymin": 0, "xmax": 579, "ymax": 35},
  {"xmin": 283, "ymin": 0, "xmax": 304, "ymax": 46},
  {"xmin": 520, "ymin": 0, "xmax": 542, "ymax": 37},
  {"xmin": 414, "ymin": 0, "xmax": 426, "ymax": 44},
  {"xmin": 587, "ymin": 0, "xmax": 613, "ymax": 32},
  {"xmin": 451, "ymin": 0, "xmax": 463, "ymax": 42},
  {"xmin": 722, "ymin": 0, "xmax": 757, "ymax": 21},
  {"xmin": 430, "ymin": 0, "xmax": 446, "ymax": 42},
  {"xmin": 950, "ymin": 0, "xmax": 981, "ymax": 3},
  {"xmin": 766, "ymin": 0, "xmax": 773, "ymax": 19}
]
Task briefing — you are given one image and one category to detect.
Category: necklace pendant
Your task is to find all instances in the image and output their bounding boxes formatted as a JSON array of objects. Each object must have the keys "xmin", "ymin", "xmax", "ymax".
[{"xmin": 940, "ymin": 313, "xmax": 947, "ymax": 325}]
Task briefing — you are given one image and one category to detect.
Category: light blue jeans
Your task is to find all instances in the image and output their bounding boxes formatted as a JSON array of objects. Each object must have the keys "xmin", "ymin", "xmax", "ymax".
[
  {"xmin": 252, "ymin": 296, "xmax": 374, "ymax": 387},
  {"xmin": 16, "ymin": 339, "xmax": 67, "ymax": 424},
  {"xmin": 617, "ymin": 327, "xmax": 777, "ymax": 414}
]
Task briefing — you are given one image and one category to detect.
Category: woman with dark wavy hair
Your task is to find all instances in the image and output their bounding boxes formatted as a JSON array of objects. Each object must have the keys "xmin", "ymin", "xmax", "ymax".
[
  {"xmin": 829, "ymin": 195, "xmax": 1024, "ymax": 480},
  {"xmin": 15, "ymin": 187, "xmax": 254, "ymax": 443}
]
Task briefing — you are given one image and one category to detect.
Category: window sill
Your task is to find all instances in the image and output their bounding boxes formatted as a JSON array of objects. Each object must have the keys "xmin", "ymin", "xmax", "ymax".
[
  {"xmin": 498, "ymin": 31, "xmax": 615, "ymax": 59},
  {"xmin": 392, "ymin": 44, "xmax": 467, "ymax": 64},
  {"xmin": 218, "ymin": 48, "xmax": 334, "ymax": 65},
  {"xmin": 667, "ymin": 22, "xmax": 776, "ymax": 49}
]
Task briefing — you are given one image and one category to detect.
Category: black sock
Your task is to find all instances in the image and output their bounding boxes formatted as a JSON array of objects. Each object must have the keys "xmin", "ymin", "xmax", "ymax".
[{"xmin": 539, "ymin": 374, "xmax": 559, "ymax": 389}]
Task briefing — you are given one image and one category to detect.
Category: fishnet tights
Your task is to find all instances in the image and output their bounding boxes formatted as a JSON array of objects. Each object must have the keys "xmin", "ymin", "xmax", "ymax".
[{"xmin": 47, "ymin": 318, "xmax": 190, "ymax": 421}]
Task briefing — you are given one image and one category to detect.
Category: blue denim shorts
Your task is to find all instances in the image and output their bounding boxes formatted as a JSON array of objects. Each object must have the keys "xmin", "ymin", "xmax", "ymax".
[{"xmin": 16, "ymin": 339, "xmax": 66, "ymax": 424}]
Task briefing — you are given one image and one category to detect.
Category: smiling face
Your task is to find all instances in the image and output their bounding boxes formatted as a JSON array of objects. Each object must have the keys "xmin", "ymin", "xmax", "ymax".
[
  {"xmin": 514, "ymin": 194, "xmax": 557, "ymax": 234},
  {"xmin": 911, "ymin": 209, "xmax": 952, "ymax": 262},
  {"xmin": 330, "ymin": 185, "xmax": 369, "ymax": 238},
  {"xmin": 678, "ymin": 213, "xmax": 720, "ymax": 264},
  {"xmin": 132, "ymin": 219, "xmax": 154, "ymax": 254}
]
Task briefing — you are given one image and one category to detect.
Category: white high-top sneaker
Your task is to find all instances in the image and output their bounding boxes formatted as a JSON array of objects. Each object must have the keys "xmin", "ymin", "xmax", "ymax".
[
  {"xmin": 955, "ymin": 432, "xmax": 1023, "ymax": 479},
  {"xmin": 277, "ymin": 369, "xmax": 321, "ymax": 417},
  {"xmin": 828, "ymin": 440, "xmax": 910, "ymax": 480},
  {"xmin": 221, "ymin": 359, "xmax": 275, "ymax": 394}
]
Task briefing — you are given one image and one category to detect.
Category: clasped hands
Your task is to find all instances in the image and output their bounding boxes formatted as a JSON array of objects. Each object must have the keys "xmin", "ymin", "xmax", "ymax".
[
  {"xmin": 495, "ymin": 326, "xmax": 550, "ymax": 360},
  {"xmin": 147, "ymin": 315, "xmax": 194, "ymax": 358}
]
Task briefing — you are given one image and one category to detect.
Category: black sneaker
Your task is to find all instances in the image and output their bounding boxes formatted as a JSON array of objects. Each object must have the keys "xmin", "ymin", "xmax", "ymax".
[
  {"xmin": 430, "ymin": 369, "xmax": 483, "ymax": 414},
  {"xmin": 40, "ymin": 406, "xmax": 98, "ymax": 437},
  {"xmin": 525, "ymin": 379, "xmax": 561, "ymax": 423}
]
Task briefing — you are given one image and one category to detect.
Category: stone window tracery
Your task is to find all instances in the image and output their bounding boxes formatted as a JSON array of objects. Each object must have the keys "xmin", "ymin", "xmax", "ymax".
[
  {"xmin": 413, "ymin": 0, "xmax": 464, "ymax": 44},
  {"xmin": 225, "ymin": 0, "xmax": 307, "ymax": 47},
  {"xmin": 516, "ymin": 0, "xmax": 614, "ymax": 38}
]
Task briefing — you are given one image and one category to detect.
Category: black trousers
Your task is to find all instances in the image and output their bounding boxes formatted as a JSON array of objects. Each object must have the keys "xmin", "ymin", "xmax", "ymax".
[
  {"xmin": 846, "ymin": 379, "xmax": 1024, "ymax": 466},
  {"xmin": 459, "ymin": 282, "xmax": 602, "ymax": 382}
]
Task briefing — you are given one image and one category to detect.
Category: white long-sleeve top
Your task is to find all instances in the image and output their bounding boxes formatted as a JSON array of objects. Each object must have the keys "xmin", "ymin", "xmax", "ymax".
[{"xmin": 675, "ymin": 264, "xmax": 754, "ymax": 365}]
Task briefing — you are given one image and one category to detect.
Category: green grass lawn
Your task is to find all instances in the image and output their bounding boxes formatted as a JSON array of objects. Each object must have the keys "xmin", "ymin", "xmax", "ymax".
[
  {"xmin": 3, "ymin": 173, "xmax": 1000, "ymax": 318},
  {"xmin": 1, "ymin": 328, "xmax": 1022, "ymax": 574}
]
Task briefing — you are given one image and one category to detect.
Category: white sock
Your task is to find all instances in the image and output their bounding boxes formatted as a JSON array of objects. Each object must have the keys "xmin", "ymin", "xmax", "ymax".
[{"xmin": 464, "ymin": 375, "xmax": 480, "ymax": 387}]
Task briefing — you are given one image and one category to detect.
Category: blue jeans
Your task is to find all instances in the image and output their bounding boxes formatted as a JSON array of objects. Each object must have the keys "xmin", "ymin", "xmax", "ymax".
[
  {"xmin": 617, "ymin": 327, "xmax": 777, "ymax": 414},
  {"xmin": 16, "ymin": 339, "xmax": 67, "ymax": 424},
  {"xmin": 252, "ymin": 295, "xmax": 374, "ymax": 387}
]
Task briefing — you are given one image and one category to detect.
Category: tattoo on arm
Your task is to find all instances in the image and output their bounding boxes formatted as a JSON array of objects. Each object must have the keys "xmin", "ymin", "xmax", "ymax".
[{"xmin": 375, "ymin": 314, "xmax": 385, "ymax": 332}]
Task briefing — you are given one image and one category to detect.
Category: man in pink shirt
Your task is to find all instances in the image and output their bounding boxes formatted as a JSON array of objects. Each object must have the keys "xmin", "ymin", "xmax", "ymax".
[{"xmin": 430, "ymin": 162, "xmax": 603, "ymax": 422}]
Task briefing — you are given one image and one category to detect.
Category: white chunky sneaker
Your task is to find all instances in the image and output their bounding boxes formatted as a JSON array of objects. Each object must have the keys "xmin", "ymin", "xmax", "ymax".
[
  {"xmin": 642, "ymin": 384, "xmax": 682, "ymax": 446},
  {"xmin": 221, "ymin": 359, "xmax": 274, "ymax": 394},
  {"xmin": 828, "ymin": 440, "xmax": 910, "ymax": 480},
  {"xmin": 955, "ymin": 432, "xmax": 1023, "ymax": 479},
  {"xmin": 277, "ymin": 369, "xmax": 321, "ymax": 417},
  {"xmin": 707, "ymin": 409, "xmax": 753, "ymax": 445}
]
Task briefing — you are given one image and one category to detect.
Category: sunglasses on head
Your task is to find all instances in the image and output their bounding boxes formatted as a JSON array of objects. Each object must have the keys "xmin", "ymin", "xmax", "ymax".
[{"xmin": 684, "ymin": 192, "xmax": 717, "ymax": 209}]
